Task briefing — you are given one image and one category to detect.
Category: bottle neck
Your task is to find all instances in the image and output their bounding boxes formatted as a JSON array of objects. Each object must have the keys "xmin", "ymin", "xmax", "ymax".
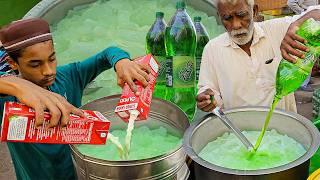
[
  {"xmin": 177, "ymin": 8, "xmax": 186, "ymax": 12},
  {"xmin": 156, "ymin": 17, "xmax": 164, "ymax": 21}
]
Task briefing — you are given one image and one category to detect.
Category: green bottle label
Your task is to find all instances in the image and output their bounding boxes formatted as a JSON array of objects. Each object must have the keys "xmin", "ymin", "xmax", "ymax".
[
  {"xmin": 155, "ymin": 56, "xmax": 166, "ymax": 84},
  {"xmin": 173, "ymin": 56, "xmax": 195, "ymax": 88},
  {"xmin": 196, "ymin": 57, "xmax": 201, "ymax": 80},
  {"xmin": 166, "ymin": 57, "xmax": 173, "ymax": 87}
]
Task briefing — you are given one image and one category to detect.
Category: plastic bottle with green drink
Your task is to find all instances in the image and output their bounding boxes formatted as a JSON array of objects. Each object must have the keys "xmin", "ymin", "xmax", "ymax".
[
  {"xmin": 146, "ymin": 12, "xmax": 167, "ymax": 99},
  {"xmin": 254, "ymin": 18, "xmax": 320, "ymax": 151},
  {"xmin": 194, "ymin": 16, "xmax": 210, "ymax": 86},
  {"xmin": 165, "ymin": 1, "xmax": 197, "ymax": 121}
]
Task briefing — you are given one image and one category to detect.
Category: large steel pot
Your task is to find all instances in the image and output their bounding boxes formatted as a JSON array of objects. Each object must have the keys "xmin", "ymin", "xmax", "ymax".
[
  {"xmin": 23, "ymin": 0, "xmax": 217, "ymax": 23},
  {"xmin": 70, "ymin": 95, "xmax": 189, "ymax": 180},
  {"xmin": 184, "ymin": 107, "xmax": 320, "ymax": 180}
]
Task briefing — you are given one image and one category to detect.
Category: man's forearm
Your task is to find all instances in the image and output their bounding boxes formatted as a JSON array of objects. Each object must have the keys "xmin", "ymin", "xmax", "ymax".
[{"xmin": 0, "ymin": 75, "xmax": 21, "ymax": 96}]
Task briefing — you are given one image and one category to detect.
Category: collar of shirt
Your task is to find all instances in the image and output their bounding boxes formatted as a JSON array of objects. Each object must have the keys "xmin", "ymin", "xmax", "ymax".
[{"xmin": 221, "ymin": 23, "xmax": 265, "ymax": 49}]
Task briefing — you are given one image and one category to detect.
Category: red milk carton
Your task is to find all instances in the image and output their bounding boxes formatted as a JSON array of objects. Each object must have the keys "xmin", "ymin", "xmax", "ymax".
[
  {"xmin": 115, "ymin": 54, "xmax": 159, "ymax": 122},
  {"xmin": 0, "ymin": 102, "xmax": 110, "ymax": 144}
]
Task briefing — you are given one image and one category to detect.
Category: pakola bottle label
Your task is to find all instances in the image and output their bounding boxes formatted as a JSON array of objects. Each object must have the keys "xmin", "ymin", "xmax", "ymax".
[
  {"xmin": 173, "ymin": 56, "xmax": 195, "ymax": 88},
  {"xmin": 196, "ymin": 57, "xmax": 201, "ymax": 80},
  {"xmin": 166, "ymin": 57, "xmax": 173, "ymax": 87},
  {"xmin": 155, "ymin": 56, "xmax": 166, "ymax": 84}
]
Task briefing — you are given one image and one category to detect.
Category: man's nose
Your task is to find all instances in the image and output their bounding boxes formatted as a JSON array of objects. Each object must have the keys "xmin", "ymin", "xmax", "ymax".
[
  {"xmin": 42, "ymin": 63, "xmax": 53, "ymax": 76},
  {"xmin": 231, "ymin": 18, "xmax": 242, "ymax": 30}
]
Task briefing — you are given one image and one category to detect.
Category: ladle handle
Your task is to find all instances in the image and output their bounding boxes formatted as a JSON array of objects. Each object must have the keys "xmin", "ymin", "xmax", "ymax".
[{"xmin": 213, "ymin": 107, "xmax": 254, "ymax": 151}]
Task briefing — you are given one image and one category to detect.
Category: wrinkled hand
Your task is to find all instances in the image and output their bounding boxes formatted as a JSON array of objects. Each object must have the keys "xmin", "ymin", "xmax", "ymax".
[
  {"xmin": 115, "ymin": 58, "xmax": 151, "ymax": 94},
  {"xmin": 11, "ymin": 77, "xmax": 84, "ymax": 128},
  {"xmin": 280, "ymin": 23, "xmax": 309, "ymax": 63},
  {"xmin": 196, "ymin": 89, "xmax": 216, "ymax": 112}
]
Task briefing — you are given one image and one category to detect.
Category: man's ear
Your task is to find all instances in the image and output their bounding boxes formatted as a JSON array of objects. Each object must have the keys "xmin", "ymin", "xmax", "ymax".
[
  {"xmin": 6, "ymin": 56, "xmax": 18, "ymax": 71},
  {"xmin": 253, "ymin": 4, "xmax": 264, "ymax": 22}
]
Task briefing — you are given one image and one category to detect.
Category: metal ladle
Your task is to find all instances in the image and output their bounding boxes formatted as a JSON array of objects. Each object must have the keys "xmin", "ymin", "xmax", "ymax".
[{"xmin": 210, "ymin": 96, "xmax": 254, "ymax": 150}]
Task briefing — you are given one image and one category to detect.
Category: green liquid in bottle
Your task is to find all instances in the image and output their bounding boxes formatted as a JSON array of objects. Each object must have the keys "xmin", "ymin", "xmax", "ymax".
[
  {"xmin": 165, "ymin": 1, "xmax": 197, "ymax": 121},
  {"xmin": 254, "ymin": 18, "xmax": 320, "ymax": 152},
  {"xmin": 194, "ymin": 16, "xmax": 210, "ymax": 86},
  {"xmin": 146, "ymin": 12, "xmax": 168, "ymax": 99}
]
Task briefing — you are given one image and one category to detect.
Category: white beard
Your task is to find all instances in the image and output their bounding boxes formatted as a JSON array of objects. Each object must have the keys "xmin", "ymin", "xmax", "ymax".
[{"xmin": 228, "ymin": 20, "xmax": 254, "ymax": 45}]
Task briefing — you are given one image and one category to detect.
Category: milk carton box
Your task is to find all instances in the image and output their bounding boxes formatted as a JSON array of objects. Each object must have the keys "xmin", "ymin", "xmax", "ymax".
[
  {"xmin": 0, "ymin": 102, "xmax": 110, "ymax": 144},
  {"xmin": 115, "ymin": 54, "xmax": 159, "ymax": 122}
]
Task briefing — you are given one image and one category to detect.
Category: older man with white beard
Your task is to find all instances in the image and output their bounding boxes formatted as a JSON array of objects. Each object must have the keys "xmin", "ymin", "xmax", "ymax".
[{"xmin": 196, "ymin": 0, "xmax": 320, "ymax": 112}]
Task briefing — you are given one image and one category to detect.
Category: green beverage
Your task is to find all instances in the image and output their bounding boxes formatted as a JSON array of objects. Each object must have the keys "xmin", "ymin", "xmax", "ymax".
[
  {"xmin": 146, "ymin": 12, "xmax": 168, "ymax": 99},
  {"xmin": 77, "ymin": 126, "xmax": 182, "ymax": 161},
  {"xmin": 194, "ymin": 16, "xmax": 210, "ymax": 85},
  {"xmin": 165, "ymin": 1, "xmax": 197, "ymax": 121},
  {"xmin": 254, "ymin": 19, "xmax": 320, "ymax": 151},
  {"xmin": 199, "ymin": 130, "xmax": 306, "ymax": 170}
]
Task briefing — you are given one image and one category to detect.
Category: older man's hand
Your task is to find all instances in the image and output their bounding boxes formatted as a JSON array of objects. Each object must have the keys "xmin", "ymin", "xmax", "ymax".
[
  {"xmin": 196, "ymin": 89, "xmax": 217, "ymax": 112},
  {"xmin": 115, "ymin": 58, "xmax": 151, "ymax": 95},
  {"xmin": 280, "ymin": 23, "xmax": 309, "ymax": 63}
]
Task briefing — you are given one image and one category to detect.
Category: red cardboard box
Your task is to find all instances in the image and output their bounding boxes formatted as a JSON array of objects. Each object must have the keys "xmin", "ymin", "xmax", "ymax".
[
  {"xmin": 0, "ymin": 102, "xmax": 110, "ymax": 144},
  {"xmin": 115, "ymin": 54, "xmax": 159, "ymax": 122}
]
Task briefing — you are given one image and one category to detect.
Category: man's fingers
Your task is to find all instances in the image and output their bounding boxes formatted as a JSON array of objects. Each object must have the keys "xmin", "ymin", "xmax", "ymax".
[
  {"xmin": 44, "ymin": 100, "xmax": 62, "ymax": 129},
  {"xmin": 55, "ymin": 101, "xmax": 70, "ymax": 127},
  {"xmin": 197, "ymin": 99, "xmax": 212, "ymax": 109},
  {"xmin": 138, "ymin": 63, "xmax": 151, "ymax": 74},
  {"xmin": 117, "ymin": 78, "xmax": 124, "ymax": 87},
  {"xmin": 126, "ymin": 79, "xmax": 137, "ymax": 93},
  {"xmin": 203, "ymin": 103, "xmax": 215, "ymax": 112},
  {"xmin": 133, "ymin": 73, "xmax": 149, "ymax": 87},
  {"xmin": 290, "ymin": 40, "xmax": 308, "ymax": 53},
  {"xmin": 292, "ymin": 33, "xmax": 306, "ymax": 44},
  {"xmin": 286, "ymin": 36, "xmax": 308, "ymax": 53},
  {"xmin": 34, "ymin": 104, "xmax": 45, "ymax": 128},
  {"xmin": 71, "ymin": 108, "xmax": 84, "ymax": 117},
  {"xmin": 286, "ymin": 44, "xmax": 304, "ymax": 59},
  {"xmin": 136, "ymin": 68, "xmax": 150, "ymax": 82},
  {"xmin": 281, "ymin": 49, "xmax": 297, "ymax": 63},
  {"xmin": 196, "ymin": 94, "xmax": 210, "ymax": 101}
]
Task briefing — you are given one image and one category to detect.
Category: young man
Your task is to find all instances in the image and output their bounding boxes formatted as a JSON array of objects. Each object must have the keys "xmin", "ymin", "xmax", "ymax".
[
  {"xmin": 196, "ymin": 0, "xmax": 320, "ymax": 112},
  {"xmin": 0, "ymin": 18, "xmax": 150, "ymax": 179}
]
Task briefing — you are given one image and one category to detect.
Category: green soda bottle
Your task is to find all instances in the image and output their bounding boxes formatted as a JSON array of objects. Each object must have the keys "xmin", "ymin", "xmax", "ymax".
[
  {"xmin": 194, "ymin": 16, "xmax": 210, "ymax": 85},
  {"xmin": 146, "ymin": 12, "xmax": 168, "ymax": 99},
  {"xmin": 254, "ymin": 18, "xmax": 320, "ymax": 151},
  {"xmin": 165, "ymin": 1, "xmax": 197, "ymax": 121},
  {"xmin": 275, "ymin": 18, "xmax": 320, "ymax": 99}
]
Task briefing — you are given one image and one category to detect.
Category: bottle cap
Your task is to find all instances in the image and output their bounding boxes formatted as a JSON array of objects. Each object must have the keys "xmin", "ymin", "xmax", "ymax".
[
  {"xmin": 176, "ymin": 1, "xmax": 186, "ymax": 9},
  {"xmin": 194, "ymin": 16, "xmax": 202, "ymax": 22},
  {"xmin": 156, "ymin": 12, "xmax": 164, "ymax": 18}
]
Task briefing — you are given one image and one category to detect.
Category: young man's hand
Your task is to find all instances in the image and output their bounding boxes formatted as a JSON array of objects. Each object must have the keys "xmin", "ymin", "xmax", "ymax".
[
  {"xmin": 115, "ymin": 58, "xmax": 151, "ymax": 95},
  {"xmin": 0, "ymin": 75, "xmax": 84, "ymax": 128}
]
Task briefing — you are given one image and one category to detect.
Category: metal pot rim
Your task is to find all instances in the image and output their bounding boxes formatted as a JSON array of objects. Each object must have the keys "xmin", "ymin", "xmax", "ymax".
[
  {"xmin": 183, "ymin": 106, "xmax": 320, "ymax": 175},
  {"xmin": 70, "ymin": 94, "xmax": 187, "ymax": 166},
  {"xmin": 70, "ymin": 142, "xmax": 185, "ymax": 166}
]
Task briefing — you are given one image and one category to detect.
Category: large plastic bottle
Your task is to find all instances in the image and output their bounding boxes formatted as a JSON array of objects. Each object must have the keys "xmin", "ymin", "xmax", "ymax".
[
  {"xmin": 254, "ymin": 18, "xmax": 320, "ymax": 151},
  {"xmin": 194, "ymin": 16, "xmax": 210, "ymax": 85},
  {"xmin": 146, "ymin": 12, "xmax": 167, "ymax": 99},
  {"xmin": 165, "ymin": 1, "xmax": 197, "ymax": 121},
  {"xmin": 275, "ymin": 18, "xmax": 320, "ymax": 100}
]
